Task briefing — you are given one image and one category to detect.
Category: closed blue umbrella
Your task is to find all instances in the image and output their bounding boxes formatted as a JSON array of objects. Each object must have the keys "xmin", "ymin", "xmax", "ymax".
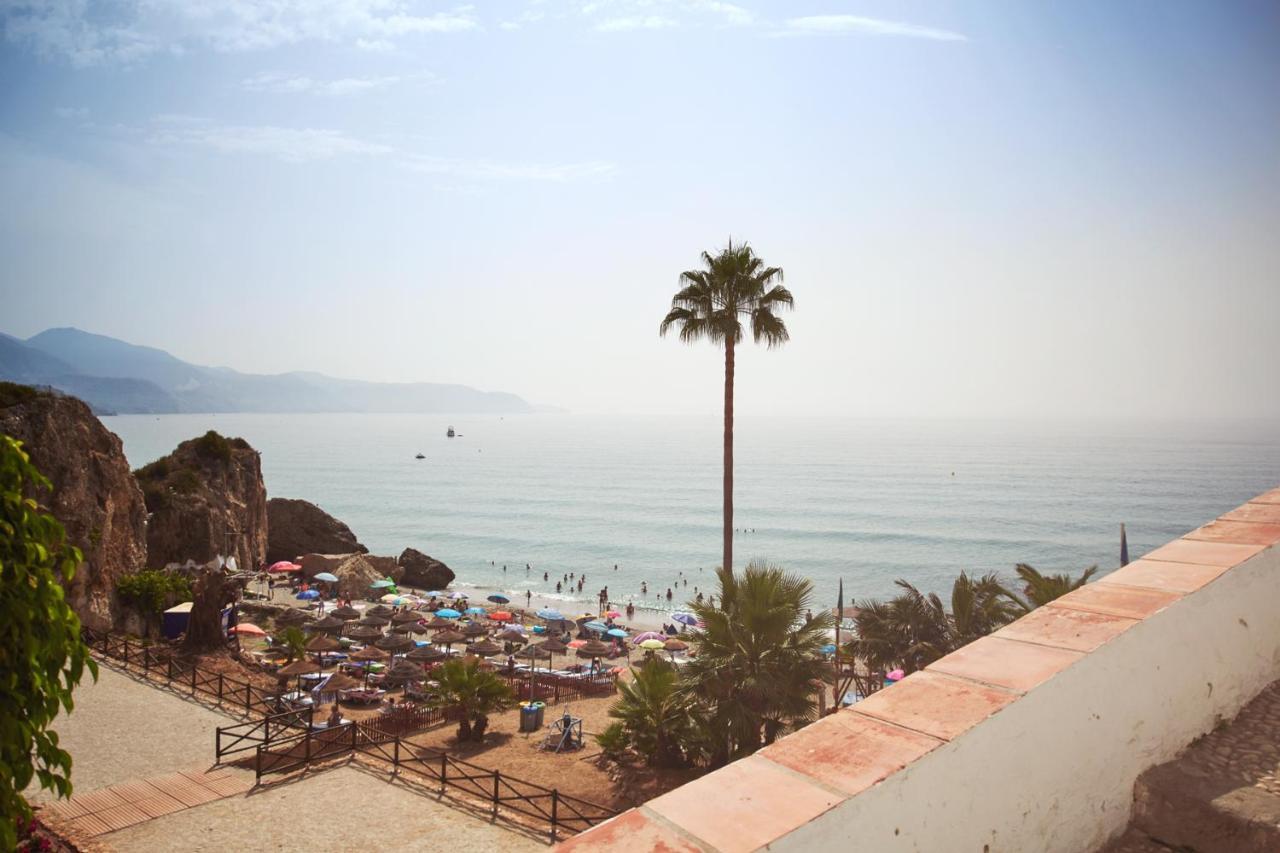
[
  {"xmin": 606, "ymin": 628, "xmax": 628, "ymax": 638},
  {"xmin": 314, "ymin": 572, "xmax": 339, "ymax": 583},
  {"xmin": 435, "ymin": 608, "xmax": 461, "ymax": 619},
  {"xmin": 536, "ymin": 608, "xmax": 564, "ymax": 620},
  {"xmin": 295, "ymin": 590, "xmax": 320, "ymax": 600}
]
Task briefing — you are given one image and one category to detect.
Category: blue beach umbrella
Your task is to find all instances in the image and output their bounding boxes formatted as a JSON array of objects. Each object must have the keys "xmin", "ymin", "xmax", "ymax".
[
  {"xmin": 370, "ymin": 579, "xmax": 396, "ymax": 589},
  {"xmin": 464, "ymin": 607, "xmax": 486, "ymax": 615},
  {"xmin": 606, "ymin": 628, "xmax": 628, "ymax": 638},
  {"xmin": 671, "ymin": 613, "xmax": 698, "ymax": 626},
  {"xmin": 486, "ymin": 594, "xmax": 510, "ymax": 604},
  {"xmin": 820, "ymin": 644, "xmax": 837, "ymax": 655},
  {"xmin": 584, "ymin": 621, "xmax": 608, "ymax": 633},
  {"xmin": 313, "ymin": 572, "xmax": 339, "ymax": 583},
  {"xmin": 435, "ymin": 608, "xmax": 461, "ymax": 619},
  {"xmin": 295, "ymin": 590, "xmax": 319, "ymax": 600},
  {"xmin": 536, "ymin": 608, "xmax": 564, "ymax": 621}
]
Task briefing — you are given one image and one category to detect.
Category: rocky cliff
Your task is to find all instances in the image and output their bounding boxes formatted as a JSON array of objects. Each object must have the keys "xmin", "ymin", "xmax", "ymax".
[
  {"xmin": 0, "ymin": 383, "xmax": 148, "ymax": 630},
  {"xmin": 136, "ymin": 430, "xmax": 267, "ymax": 572},
  {"xmin": 266, "ymin": 497, "xmax": 366, "ymax": 564}
]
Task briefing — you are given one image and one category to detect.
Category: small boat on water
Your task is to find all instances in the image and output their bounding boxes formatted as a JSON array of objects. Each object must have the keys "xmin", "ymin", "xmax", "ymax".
[
  {"xmin": 415, "ymin": 453, "xmax": 425, "ymax": 459},
  {"xmin": 447, "ymin": 426, "xmax": 456, "ymax": 438}
]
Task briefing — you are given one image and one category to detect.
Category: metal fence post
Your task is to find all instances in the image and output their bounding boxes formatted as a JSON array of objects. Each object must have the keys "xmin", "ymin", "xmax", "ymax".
[
  {"xmin": 191, "ymin": 664, "xmax": 197, "ymax": 693},
  {"xmin": 123, "ymin": 636, "xmax": 130, "ymax": 665},
  {"xmin": 245, "ymin": 684, "xmax": 251, "ymax": 714},
  {"xmin": 167, "ymin": 657, "xmax": 174, "ymax": 683},
  {"xmin": 393, "ymin": 736, "xmax": 400, "ymax": 769},
  {"xmin": 440, "ymin": 753, "xmax": 447, "ymax": 795},
  {"xmin": 550, "ymin": 789, "xmax": 559, "ymax": 842},
  {"xmin": 304, "ymin": 730, "xmax": 312, "ymax": 764},
  {"xmin": 492, "ymin": 771, "xmax": 500, "ymax": 820}
]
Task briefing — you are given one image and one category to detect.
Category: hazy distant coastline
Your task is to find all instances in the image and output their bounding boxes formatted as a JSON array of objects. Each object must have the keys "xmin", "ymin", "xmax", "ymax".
[{"xmin": 0, "ymin": 327, "xmax": 547, "ymax": 415}]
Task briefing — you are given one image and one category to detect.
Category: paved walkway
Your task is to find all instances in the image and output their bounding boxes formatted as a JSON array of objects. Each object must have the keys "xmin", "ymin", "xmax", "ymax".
[
  {"xmin": 30, "ymin": 665, "xmax": 230, "ymax": 798},
  {"xmin": 106, "ymin": 765, "xmax": 546, "ymax": 851}
]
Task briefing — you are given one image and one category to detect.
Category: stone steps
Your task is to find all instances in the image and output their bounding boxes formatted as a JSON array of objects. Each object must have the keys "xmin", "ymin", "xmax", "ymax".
[{"xmin": 1103, "ymin": 681, "xmax": 1280, "ymax": 853}]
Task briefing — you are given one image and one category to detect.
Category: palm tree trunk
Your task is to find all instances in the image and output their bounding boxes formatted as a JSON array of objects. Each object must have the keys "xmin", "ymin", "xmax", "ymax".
[{"xmin": 723, "ymin": 337, "xmax": 734, "ymax": 574}]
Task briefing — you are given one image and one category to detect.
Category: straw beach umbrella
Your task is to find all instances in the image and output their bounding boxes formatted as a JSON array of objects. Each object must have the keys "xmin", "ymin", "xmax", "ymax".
[
  {"xmin": 432, "ymin": 629, "xmax": 466, "ymax": 651},
  {"xmin": 375, "ymin": 633, "xmax": 414, "ymax": 653},
  {"xmin": 576, "ymin": 639, "xmax": 611, "ymax": 660},
  {"xmin": 305, "ymin": 635, "xmax": 341, "ymax": 662},
  {"xmin": 382, "ymin": 660, "xmax": 426, "ymax": 689},
  {"xmin": 368, "ymin": 605, "xmax": 395, "ymax": 618},
  {"xmin": 405, "ymin": 645, "xmax": 446, "ymax": 664},
  {"xmin": 345, "ymin": 625, "xmax": 382, "ymax": 642},
  {"xmin": 351, "ymin": 646, "xmax": 388, "ymax": 663},
  {"xmin": 358, "ymin": 615, "xmax": 391, "ymax": 628},
  {"xmin": 276, "ymin": 608, "xmax": 312, "ymax": 627},
  {"xmin": 468, "ymin": 639, "xmax": 503, "ymax": 658},
  {"xmin": 426, "ymin": 616, "xmax": 454, "ymax": 630},
  {"xmin": 392, "ymin": 610, "xmax": 424, "ymax": 624},
  {"xmin": 309, "ymin": 615, "xmax": 345, "ymax": 634},
  {"xmin": 461, "ymin": 621, "xmax": 488, "ymax": 638},
  {"xmin": 329, "ymin": 605, "xmax": 361, "ymax": 621}
]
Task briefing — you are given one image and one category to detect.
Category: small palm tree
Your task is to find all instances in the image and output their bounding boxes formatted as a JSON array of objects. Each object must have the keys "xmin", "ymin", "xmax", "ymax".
[
  {"xmin": 660, "ymin": 240, "xmax": 793, "ymax": 574},
  {"xmin": 1002, "ymin": 563, "xmax": 1098, "ymax": 612},
  {"xmin": 850, "ymin": 572, "xmax": 1020, "ymax": 675},
  {"xmin": 429, "ymin": 657, "xmax": 517, "ymax": 742},
  {"xmin": 684, "ymin": 561, "xmax": 832, "ymax": 765},
  {"xmin": 610, "ymin": 660, "xmax": 695, "ymax": 767},
  {"xmin": 278, "ymin": 626, "xmax": 306, "ymax": 662}
]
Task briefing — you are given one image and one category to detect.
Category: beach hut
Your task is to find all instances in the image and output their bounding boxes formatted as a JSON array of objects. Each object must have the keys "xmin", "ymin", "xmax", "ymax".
[{"xmin": 162, "ymin": 601, "xmax": 232, "ymax": 640}]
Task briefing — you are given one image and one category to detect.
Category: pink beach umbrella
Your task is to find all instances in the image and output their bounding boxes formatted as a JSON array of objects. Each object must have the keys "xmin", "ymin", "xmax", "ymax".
[
  {"xmin": 268, "ymin": 561, "xmax": 302, "ymax": 573},
  {"xmin": 886, "ymin": 669, "xmax": 905, "ymax": 682},
  {"xmin": 631, "ymin": 631, "xmax": 666, "ymax": 645},
  {"xmin": 229, "ymin": 623, "xmax": 266, "ymax": 636}
]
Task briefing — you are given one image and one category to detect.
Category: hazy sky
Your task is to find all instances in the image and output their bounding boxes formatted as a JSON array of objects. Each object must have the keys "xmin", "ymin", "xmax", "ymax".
[{"xmin": 1, "ymin": 1, "xmax": 1277, "ymax": 417}]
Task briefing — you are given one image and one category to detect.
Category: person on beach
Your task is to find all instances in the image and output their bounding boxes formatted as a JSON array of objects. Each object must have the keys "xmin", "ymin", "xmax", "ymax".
[
  {"xmin": 641, "ymin": 582, "xmax": 647, "ymax": 594},
  {"xmin": 525, "ymin": 590, "xmax": 532, "ymax": 607},
  {"xmin": 327, "ymin": 704, "xmax": 342, "ymax": 727},
  {"xmin": 543, "ymin": 571, "xmax": 548, "ymax": 581},
  {"xmin": 556, "ymin": 581, "xmax": 562, "ymax": 593}
]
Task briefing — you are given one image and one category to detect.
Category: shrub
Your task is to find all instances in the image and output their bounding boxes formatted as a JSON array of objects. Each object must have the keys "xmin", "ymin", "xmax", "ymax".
[
  {"xmin": 192, "ymin": 430, "xmax": 231, "ymax": 463},
  {"xmin": 171, "ymin": 468, "xmax": 201, "ymax": 495},
  {"xmin": 117, "ymin": 570, "xmax": 191, "ymax": 614},
  {"xmin": 229, "ymin": 437, "xmax": 250, "ymax": 450},
  {"xmin": 133, "ymin": 459, "xmax": 169, "ymax": 480},
  {"xmin": 0, "ymin": 434, "xmax": 97, "ymax": 849},
  {"xmin": 139, "ymin": 481, "xmax": 169, "ymax": 512},
  {"xmin": 0, "ymin": 382, "xmax": 39, "ymax": 409},
  {"xmin": 595, "ymin": 721, "xmax": 629, "ymax": 761}
]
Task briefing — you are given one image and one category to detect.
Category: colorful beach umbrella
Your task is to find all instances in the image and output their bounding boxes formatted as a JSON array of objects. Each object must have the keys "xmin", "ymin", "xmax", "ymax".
[
  {"xmin": 313, "ymin": 572, "xmax": 339, "ymax": 583},
  {"xmin": 632, "ymin": 631, "xmax": 666, "ymax": 644},
  {"xmin": 435, "ymin": 608, "xmax": 461, "ymax": 619},
  {"xmin": 640, "ymin": 639, "xmax": 665, "ymax": 651},
  {"xmin": 489, "ymin": 611, "xmax": 513, "ymax": 622},
  {"xmin": 583, "ymin": 621, "xmax": 608, "ymax": 633},
  {"xmin": 370, "ymin": 579, "xmax": 396, "ymax": 589},
  {"xmin": 449, "ymin": 591, "xmax": 469, "ymax": 600},
  {"xmin": 604, "ymin": 610, "xmax": 621, "ymax": 618},
  {"xmin": 268, "ymin": 561, "xmax": 301, "ymax": 573},
  {"xmin": 536, "ymin": 608, "xmax": 564, "ymax": 621},
  {"xmin": 606, "ymin": 628, "xmax": 628, "ymax": 638},
  {"xmin": 295, "ymin": 590, "xmax": 320, "ymax": 600},
  {"xmin": 464, "ymin": 606, "xmax": 486, "ymax": 615},
  {"xmin": 567, "ymin": 639, "xmax": 587, "ymax": 649},
  {"xmin": 671, "ymin": 613, "xmax": 698, "ymax": 626},
  {"xmin": 229, "ymin": 623, "xmax": 266, "ymax": 636},
  {"xmin": 486, "ymin": 594, "xmax": 510, "ymax": 604}
]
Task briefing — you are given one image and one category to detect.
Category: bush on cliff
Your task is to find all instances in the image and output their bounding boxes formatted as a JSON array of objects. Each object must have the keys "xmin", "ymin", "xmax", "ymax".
[{"xmin": 192, "ymin": 430, "xmax": 232, "ymax": 463}]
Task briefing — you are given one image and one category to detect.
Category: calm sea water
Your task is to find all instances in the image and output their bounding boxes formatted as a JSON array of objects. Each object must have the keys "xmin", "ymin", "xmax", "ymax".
[{"xmin": 102, "ymin": 413, "xmax": 1280, "ymax": 614}]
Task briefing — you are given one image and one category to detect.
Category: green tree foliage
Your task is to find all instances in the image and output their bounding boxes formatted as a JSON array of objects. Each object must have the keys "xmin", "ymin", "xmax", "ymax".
[
  {"xmin": 660, "ymin": 240, "xmax": 793, "ymax": 575},
  {"xmin": 1002, "ymin": 563, "xmax": 1098, "ymax": 612},
  {"xmin": 278, "ymin": 626, "xmax": 306, "ymax": 662},
  {"xmin": 684, "ymin": 562, "xmax": 833, "ymax": 764},
  {"xmin": 0, "ymin": 434, "xmax": 98, "ymax": 850},
  {"xmin": 851, "ymin": 572, "xmax": 1033, "ymax": 675},
  {"xmin": 608, "ymin": 660, "xmax": 699, "ymax": 768},
  {"xmin": 192, "ymin": 430, "xmax": 232, "ymax": 463},
  {"xmin": 594, "ymin": 721, "xmax": 629, "ymax": 762},
  {"xmin": 428, "ymin": 657, "xmax": 517, "ymax": 742},
  {"xmin": 116, "ymin": 570, "xmax": 191, "ymax": 614}
]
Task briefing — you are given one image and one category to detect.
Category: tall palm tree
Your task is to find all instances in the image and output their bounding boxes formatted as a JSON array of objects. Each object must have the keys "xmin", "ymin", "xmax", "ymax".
[
  {"xmin": 428, "ymin": 657, "xmax": 517, "ymax": 742},
  {"xmin": 1001, "ymin": 563, "xmax": 1098, "ymax": 612},
  {"xmin": 610, "ymin": 659, "xmax": 695, "ymax": 767},
  {"xmin": 660, "ymin": 240, "xmax": 792, "ymax": 573},
  {"xmin": 683, "ymin": 561, "xmax": 832, "ymax": 765}
]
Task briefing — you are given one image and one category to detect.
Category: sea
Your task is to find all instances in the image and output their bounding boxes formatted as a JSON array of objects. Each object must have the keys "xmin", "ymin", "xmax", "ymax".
[{"xmin": 102, "ymin": 413, "xmax": 1280, "ymax": 617}]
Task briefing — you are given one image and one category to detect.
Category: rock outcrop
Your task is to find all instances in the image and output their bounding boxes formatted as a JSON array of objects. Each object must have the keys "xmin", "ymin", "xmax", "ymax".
[
  {"xmin": 136, "ymin": 430, "xmax": 268, "ymax": 573},
  {"xmin": 331, "ymin": 554, "xmax": 385, "ymax": 601},
  {"xmin": 0, "ymin": 383, "xmax": 148, "ymax": 630},
  {"xmin": 266, "ymin": 497, "xmax": 366, "ymax": 564},
  {"xmin": 398, "ymin": 547, "xmax": 455, "ymax": 590}
]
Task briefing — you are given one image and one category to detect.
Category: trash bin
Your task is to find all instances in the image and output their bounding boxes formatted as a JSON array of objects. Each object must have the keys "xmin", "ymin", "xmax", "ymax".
[
  {"xmin": 519, "ymin": 702, "xmax": 539, "ymax": 733},
  {"xmin": 532, "ymin": 701, "xmax": 545, "ymax": 729}
]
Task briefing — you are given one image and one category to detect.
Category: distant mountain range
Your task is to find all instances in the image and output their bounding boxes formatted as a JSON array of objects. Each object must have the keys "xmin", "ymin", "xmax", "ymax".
[{"xmin": 0, "ymin": 328, "xmax": 539, "ymax": 415}]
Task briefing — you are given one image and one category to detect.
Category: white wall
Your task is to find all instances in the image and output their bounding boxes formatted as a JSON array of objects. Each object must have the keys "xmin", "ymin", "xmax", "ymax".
[{"xmin": 769, "ymin": 545, "xmax": 1280, "ymax": 853}]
